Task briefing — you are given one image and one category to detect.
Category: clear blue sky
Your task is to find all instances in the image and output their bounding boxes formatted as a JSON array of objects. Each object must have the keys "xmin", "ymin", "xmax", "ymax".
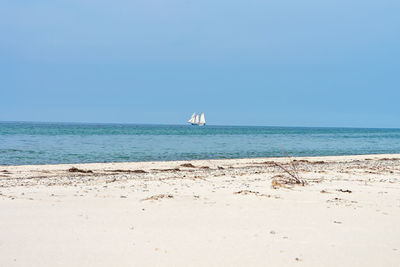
[{"xmin": 1, "ymin": 0, "xmax": 399, "ymax": 127}]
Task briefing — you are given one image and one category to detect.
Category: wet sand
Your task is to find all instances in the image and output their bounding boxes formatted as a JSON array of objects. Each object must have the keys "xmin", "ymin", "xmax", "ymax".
[{"xmin": 1, "ymin": 154, "xmax": 400, "ymax": 266}]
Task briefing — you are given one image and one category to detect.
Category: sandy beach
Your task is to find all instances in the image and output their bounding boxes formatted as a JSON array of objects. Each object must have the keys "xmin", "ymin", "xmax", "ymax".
[{"xmin": 1, "ymin": 154, "xmax": 400, "ymax": 266}]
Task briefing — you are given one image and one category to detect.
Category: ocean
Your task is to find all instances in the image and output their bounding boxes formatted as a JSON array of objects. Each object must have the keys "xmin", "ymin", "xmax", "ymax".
[{"xmin": 1, "ymin": 122, "xmax": 399, "ymax": 165}]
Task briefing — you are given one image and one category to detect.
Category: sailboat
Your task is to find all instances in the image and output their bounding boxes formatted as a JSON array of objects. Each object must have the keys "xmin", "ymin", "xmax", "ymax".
[{"xmin": 188, "ymin": 112, "xmax": 206, "ymax": 126}]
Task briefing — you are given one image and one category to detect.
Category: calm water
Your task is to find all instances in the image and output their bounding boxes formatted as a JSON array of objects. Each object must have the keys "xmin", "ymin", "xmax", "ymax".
[{"xmin": 1, "ymin": 122, "xmax": 400, "ymax": 165}]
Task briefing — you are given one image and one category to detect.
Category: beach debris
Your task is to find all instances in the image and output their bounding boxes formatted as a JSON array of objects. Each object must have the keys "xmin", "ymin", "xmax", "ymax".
[
  {"xmin": 153, "ymin": 168, "xmax": 180, "ymax": 172},
  {"xmin": 107, "ymin": 169, "xmax": 147, "ymax": 173},
  {"xmin": 218, "ymin": 166, "xmax": 224, "ymax": 170},
  {"xmin": 234, "ymin": 190, "xmax": 260, "ymax": 195},
  {"xmin": 200, "ymin": 166, "xmax": 210, "ymax": 169},
  {"xmin": 142, "ymin": 194, "xmax": 174, "ymax": 201},
  {"xmin": 271, "ymin": 177, "xmax": 289, "ymax": 189},
  {"xmin": 320, "ymin": 190, "xmax": 331, "ymax": 194},
  {"xmin": 327, "ymin": 197, "xmax": 357, "ymax": 206},
  {"xmin": 131, "ymin": 169, "xmax": 147, "ymax": 173},
  {"xmin": 180, "ymin": 163, "xmax": 196, "ymax": 168},
  {"xmin": 262, "ymin": 161, "xmax": 276, "ymax": 165},
  {"xmin": 333, "ymin": 221, "xmax": 342, "ymax": 224},
  {"xmin": 234, "ymin": 190, "xmax": 273, "ymax": 198},
  {"xmin": 1, "ymin": 170, "xmax": 10, "ymax": 173},
  {"xmin": 106, "ymin": 178, "xmax": 117, "ymax": 183},
  {"xmin": 328, "ymin": 197, "xmax": 342, "ymax": 203},
  {"xmin": 273, "ymin": 159, "xmax": 305, "ymax": 186},
  {"xmin": 337, "ymin": 189, "xmax": 352, "ymax": 193},
  {"xmin": 271, "ymin": 173, "xmax": 305, "ymax": 189},
  {"xmin": 271, "ymin": 148, "xmax": 307, "ymax": 187},
  {"xmin": 69, "ymin": 168, "xmax": 91, "ymax": 174},
  {"xmin": 193, "ymin": 175, "xmax": 209, "ymax": 181},
  {"xmin": 120, "ymin": 195, "xmax": 127, "ymax": 198},
  {"xmin": 293, "ymin": 159, "xmax": 309, "ymax": 163},
  {"xmin": 270, "ymin": 230, "xmax": 276, "ymax": 234},
  {"xmin": 295, "ymin": 257, "xmax": 302, "ymax": 261}
]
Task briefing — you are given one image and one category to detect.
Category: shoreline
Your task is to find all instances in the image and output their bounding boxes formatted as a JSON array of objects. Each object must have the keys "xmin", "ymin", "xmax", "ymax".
[
  {"xmin": 1, "ymin": 153, "xmax": 400, "ymax": 266},
  {"xmin": 3, "ymin": 152, "xmax": 400, "ymax": 168}
]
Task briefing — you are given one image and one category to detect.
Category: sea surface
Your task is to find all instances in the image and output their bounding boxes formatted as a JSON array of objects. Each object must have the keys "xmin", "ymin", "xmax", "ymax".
[{"xmin": 1, "ymin": 122, "xmax": 400, "ymax": 165}]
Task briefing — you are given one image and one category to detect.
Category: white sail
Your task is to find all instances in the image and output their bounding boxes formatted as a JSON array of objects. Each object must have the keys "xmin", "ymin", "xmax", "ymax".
[
  {"xmin": 194, "ymin": 114, "xmax": 200, "ymax": 124},
  {"xmin": 199, "ymin": 113, "xmax": 206, "ymax": 125},
  {"xmin": 188, "ymin": 113, "xmax": 196, "ymax": 124}
]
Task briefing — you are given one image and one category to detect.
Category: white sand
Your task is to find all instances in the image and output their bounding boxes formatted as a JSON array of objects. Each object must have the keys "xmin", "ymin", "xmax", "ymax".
[{"xmin": 1, "ymin": 154, "xmax": 400, "ymax": 266}]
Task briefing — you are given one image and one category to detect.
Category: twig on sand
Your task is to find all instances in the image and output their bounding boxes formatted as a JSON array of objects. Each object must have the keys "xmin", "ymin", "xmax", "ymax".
[
  {"xmin": 271, "ymin": 147, "xmax": 306, "ymax": 188},
  {"xmin": 273, "ymin": 163, "xmax": 303, "ymax": 185}
]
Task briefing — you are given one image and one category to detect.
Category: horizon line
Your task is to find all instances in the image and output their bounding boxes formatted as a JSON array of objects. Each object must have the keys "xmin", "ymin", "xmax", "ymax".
[{"xmin": 0, "ymin": 120, "xmax": 399, "ymax": 130}]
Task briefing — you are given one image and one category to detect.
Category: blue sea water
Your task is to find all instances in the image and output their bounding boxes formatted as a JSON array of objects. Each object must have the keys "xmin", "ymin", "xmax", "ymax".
[{"xmin": 0, "ymin": 122, "xmax": 400, "ymax": 165}]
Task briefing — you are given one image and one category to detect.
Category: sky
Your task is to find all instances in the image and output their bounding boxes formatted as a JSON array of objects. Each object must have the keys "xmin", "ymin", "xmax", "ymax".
[{"xmin": 1, "ymin": 0, "xmax": 399, "ymax": 127}]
